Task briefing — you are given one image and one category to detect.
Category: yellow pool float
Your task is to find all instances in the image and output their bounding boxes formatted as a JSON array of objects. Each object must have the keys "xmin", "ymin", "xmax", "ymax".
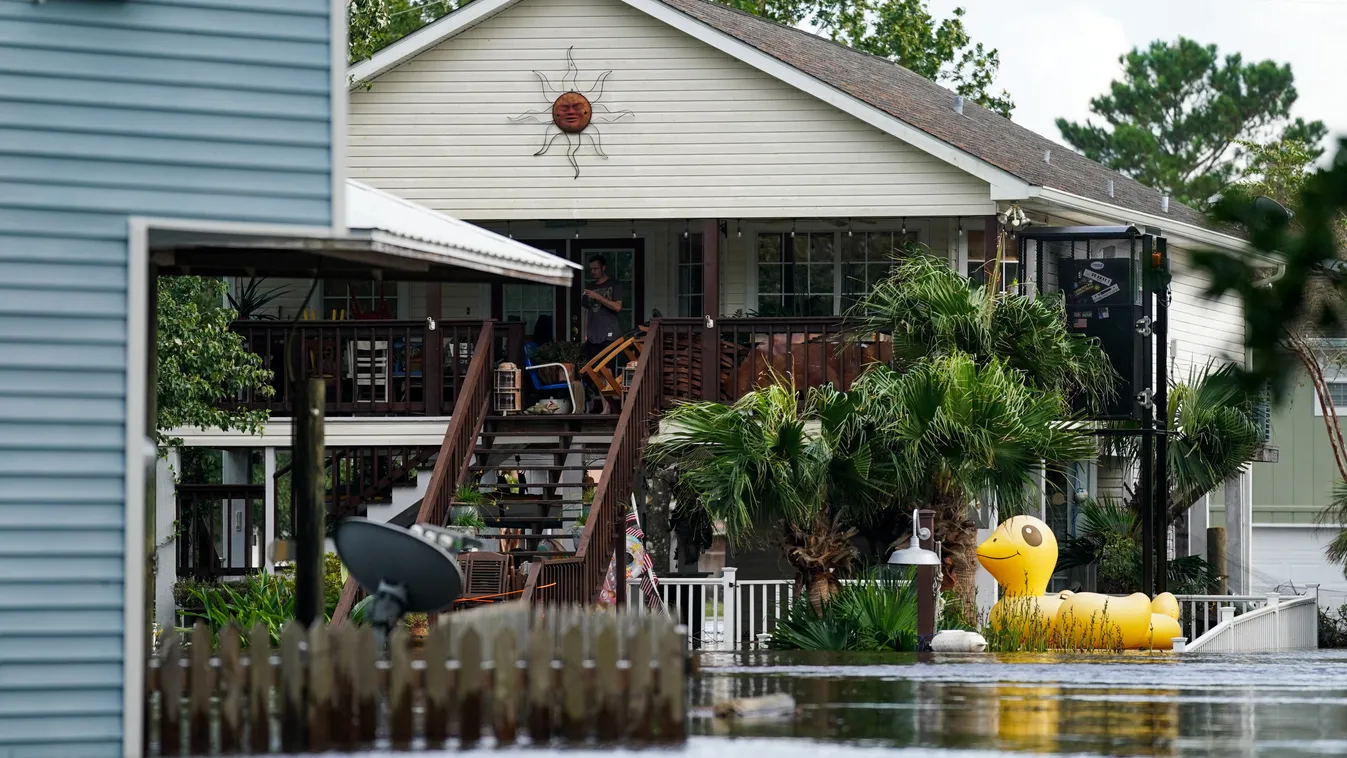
[{"xmin": 976, "ymin": 515, "xmax": 1182, "ymax": 650}]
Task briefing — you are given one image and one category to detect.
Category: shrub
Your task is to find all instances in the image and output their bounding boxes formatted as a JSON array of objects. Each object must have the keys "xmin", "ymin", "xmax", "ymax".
[
  {"xmin": 770, "ymin": 572, "xmax": 918, "ymax": 652},
  {"xmin": 1320, "ymin": 603, "xmax": 1347, "ymax": 648},
  {"xmin": 183, "ymin": 573, "xmax": 295, "ymax": 646}
]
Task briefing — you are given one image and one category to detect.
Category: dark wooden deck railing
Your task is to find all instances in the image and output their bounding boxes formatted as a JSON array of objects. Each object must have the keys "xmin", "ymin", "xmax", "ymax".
[
  {"xmin": 331, "ymin": 322, "xmax": 497, "ymax": 625},
  {"xmin": 524, "ymin": 320, "xmax": 665, "ymax": 604},
  {"xmin": 660, "ymin": 316, "xmax": 891, "ymax": 404},
  {"xmin": 175, "ymin": 484, "xmax": 265, "ymax": 581},
  {"xmin": 227, "ymin": 319, "xmax": 499, "ymax": 417}
]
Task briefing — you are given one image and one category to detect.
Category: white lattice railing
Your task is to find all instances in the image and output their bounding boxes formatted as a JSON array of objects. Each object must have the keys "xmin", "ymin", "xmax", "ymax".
[{"xmin": 1183, "ymin": 588, "xmax": 1320, "ymax": 653}]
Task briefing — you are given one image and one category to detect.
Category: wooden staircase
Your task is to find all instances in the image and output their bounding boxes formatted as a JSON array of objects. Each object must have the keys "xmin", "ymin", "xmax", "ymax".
[
  {"xmin": 461, "ymin": 415, "xmax": 616, "ymax": 562},
  {"xmin": 331, "ymin": 320, "xmax": 676, "ymax": 621}
]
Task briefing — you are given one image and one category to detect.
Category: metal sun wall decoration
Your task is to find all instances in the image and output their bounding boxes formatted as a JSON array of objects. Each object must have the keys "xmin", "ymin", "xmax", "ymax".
[{"xmin": 509, "ymin": 47, "xmax": 634, "ymax": 179}]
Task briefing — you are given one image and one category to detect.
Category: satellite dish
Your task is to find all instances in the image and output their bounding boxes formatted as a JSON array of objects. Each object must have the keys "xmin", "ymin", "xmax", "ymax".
[{"xmin": 333, "ymin": 518, "xmax": 472, "ymax": 647}]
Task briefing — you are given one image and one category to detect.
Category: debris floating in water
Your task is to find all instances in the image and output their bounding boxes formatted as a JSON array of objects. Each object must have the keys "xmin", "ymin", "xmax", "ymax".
[{"xmin": 711, "ymin": 693, "xmax": 798, "ymax": 720}]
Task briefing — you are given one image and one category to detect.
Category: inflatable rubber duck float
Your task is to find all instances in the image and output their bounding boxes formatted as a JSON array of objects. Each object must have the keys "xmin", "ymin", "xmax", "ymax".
[{"xmin": 976, "ymin": 515, "xmax": 1182, "ymax": 650}]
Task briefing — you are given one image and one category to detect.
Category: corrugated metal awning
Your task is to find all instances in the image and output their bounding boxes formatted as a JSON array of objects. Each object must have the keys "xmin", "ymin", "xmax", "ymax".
[{"xmin": 148, "ymin": 182, "xmax": 579, "ymax": 286}]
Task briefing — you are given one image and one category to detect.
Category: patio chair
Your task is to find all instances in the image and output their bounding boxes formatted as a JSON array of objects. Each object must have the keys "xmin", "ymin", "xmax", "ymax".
[
  {"xmin": 346, "ymin": 339, "xmax": 390, "ymax": 402},
  {"xmin": 456, "ymin": 551, "xmax": 511, "ymax": 605},
  {"xmin": 579, "ymin": 335, "xmax": 641, "ymax": 414},
  {"xmin": 522, "ymin": 343, "xmax": 578, "ymax": 412}
]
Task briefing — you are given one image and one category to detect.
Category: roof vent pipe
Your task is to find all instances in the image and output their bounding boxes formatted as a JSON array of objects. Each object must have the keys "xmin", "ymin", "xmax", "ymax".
[
  {"xmin": 953, "ymin": 95, "xmax": 964, "ymax": 115},
  {"xmin": 1107, "ymin": 179, "xmax": 1115, "ymax": 198},
  {"xmin": 1161, "ymin": 195, "xmax": 1170, "ymax": 213},
  {"xmin": 1044, "ymin": 149, "xmax": 1051, "ymax": 164}
]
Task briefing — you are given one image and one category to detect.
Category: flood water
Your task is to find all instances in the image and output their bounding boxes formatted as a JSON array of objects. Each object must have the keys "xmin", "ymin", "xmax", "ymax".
[{"xmin": 687, "ymin": 649, "xmax": 1347, "ymax": 756}]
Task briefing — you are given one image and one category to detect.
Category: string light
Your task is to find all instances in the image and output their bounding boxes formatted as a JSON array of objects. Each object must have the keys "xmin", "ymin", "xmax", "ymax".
[
  {"xmin": 683, "ymin": 219, "xmax": 689, "ymax": 239},
  {"xmin": 957, "ymin": 218, "xmax": 963, "ymax": 237},
  {"xmin": 847, "ymin": 217, "xmax": 853, "ymax": 237},
  {"xmin": 507, "ymin": 221, "xmax": 513, "ymax": 239},
  {"xmin": 790, "ymin": 220, "xmax": 796, "ymax": 238},
  {"xmin": 631, "ymin": 219, "xmax": 636, "ymax": 239},
  {"xmin": 901, "ymin": 217, "xmax": 906, "ymax": 236},
  {"xmin": 736, "ymin": 219, "xmax": 742, "ymax": 238}
]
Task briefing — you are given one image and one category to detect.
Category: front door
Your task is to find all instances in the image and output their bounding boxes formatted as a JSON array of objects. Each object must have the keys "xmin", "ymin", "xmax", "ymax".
[{"xmin": 570, "ymin": 239, "xmax": 645, "ymax": 343}]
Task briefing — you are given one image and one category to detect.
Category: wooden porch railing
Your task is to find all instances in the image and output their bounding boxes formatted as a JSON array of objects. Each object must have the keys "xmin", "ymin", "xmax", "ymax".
[
  {"xmin": 331, "ymin": 322, "xmax": 497, "ymax": 624},
  {"xmin": 660, "ymin": 317, "xmax": 890, "ymax": 404},
  {"xmin": 227, "ymin": 319, "xmax": 498, "ymax": 417},
  {"xmin": 524, "ymin": 320, "xmax": 666, "ymax": 604}
]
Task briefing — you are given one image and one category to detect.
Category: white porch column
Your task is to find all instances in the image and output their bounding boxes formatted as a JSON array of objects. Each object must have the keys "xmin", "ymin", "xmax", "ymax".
[
  {"xmin": 1225, "ymin": 468, "xmax": 1253, "ymax": 594},
  {"xmin": 154, "ymin": 449, "xmax": 180, "ymax": 632},
  {"xmin": 222, "ymin": 449, "xmax": 250, "ymax": 570},
  {"xmin": 264, "ymin": 447, "xmax": 277, "ymax": 573}
]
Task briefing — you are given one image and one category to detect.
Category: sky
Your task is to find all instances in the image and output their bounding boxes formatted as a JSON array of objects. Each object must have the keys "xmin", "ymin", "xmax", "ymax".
[{"xmin": 925, "ymin": 0, "xmax": 1347, "ymax": 158}]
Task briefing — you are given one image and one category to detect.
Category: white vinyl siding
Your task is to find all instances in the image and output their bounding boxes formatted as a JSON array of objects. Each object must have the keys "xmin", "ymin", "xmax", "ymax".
[
  {"xmin": 348, "ymin": 0, "xmax": 993, "ymax": 220},
  {"xmin": 1166, "ymin": 242, "xmax": 1245, "ymax": 380}
]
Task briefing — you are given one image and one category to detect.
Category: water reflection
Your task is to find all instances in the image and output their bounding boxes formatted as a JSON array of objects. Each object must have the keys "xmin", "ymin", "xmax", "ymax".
[{"xmin": 692, "ymin": 650, "xmax": 1347, "ymax": 756}]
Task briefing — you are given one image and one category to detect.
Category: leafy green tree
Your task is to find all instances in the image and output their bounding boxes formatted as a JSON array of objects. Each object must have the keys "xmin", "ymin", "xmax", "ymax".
[
  {"xmin": 1194, "ymin": 138, "xmax": 1347, "ymax": 575},
  {"xmin": 722, "ymin": 0, "xmax": 1012, "ymax": 115},
  {"xmin": 157, "ymin": 277, "xmax": 273, "ymax": 447},
  {"xmin": 1057, "ymin": 37, "xmax": 1325, "ymax": 207},
  {"xmin": 349, "ymin": 0, "xmax": 453, "ymax": 63}
]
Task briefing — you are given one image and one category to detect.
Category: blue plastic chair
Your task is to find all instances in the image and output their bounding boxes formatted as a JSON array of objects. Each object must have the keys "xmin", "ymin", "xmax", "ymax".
[{"xmin": 522, "ymin": 343, "xmax": 578, "ymax": 412}]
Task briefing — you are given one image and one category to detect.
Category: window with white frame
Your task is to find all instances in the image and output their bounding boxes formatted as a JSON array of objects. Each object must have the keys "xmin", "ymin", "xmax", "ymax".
[
  {"xmin": 756, "ymin": 231, "xmax": 835, "ymax": 316},
  {"xmin": 1315, "ymin": 380, "xmax": 1347, "ymax": 416},
  {"xmin": 964, "ymin": 228, "xmax": 1020, "ymax": 292},
  {"xmin": 322, "ymin": 280, "xmax": 399, "ymax": 319},
  {"xmin": 676, "ymin": 233, "xmax": 703, "ymax": 317},
  {"xmin": 755, "ymin": 228, "xmax": 922, "ymax": 316},
  {"xmin": 842, "ymin": 230, "xmax": 919, "ymax": 311},
  {"xmin": 502, "ymin": 284, "xmax": 555, "ymax": 338}
]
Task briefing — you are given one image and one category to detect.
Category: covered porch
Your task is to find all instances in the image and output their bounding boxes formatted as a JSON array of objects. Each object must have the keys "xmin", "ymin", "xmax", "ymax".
[{"xmin": 229, "ymin": 214, "xmax": 1012, "ymax": 416}]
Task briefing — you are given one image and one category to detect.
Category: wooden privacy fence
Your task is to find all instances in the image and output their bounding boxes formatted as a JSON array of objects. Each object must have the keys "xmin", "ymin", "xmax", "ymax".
[{"xmin": 144, "ymin": 604, "xmax": 687, "ymax": 755}]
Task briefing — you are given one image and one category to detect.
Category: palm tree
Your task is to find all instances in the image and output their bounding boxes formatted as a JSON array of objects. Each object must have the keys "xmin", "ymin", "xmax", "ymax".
[
  {"xmin": 849, "ymin": 353, "xmax": 1096, "ymax": 620},
  {"xmin": 1102, "ymin": 361, "xmax": 1264, "ymax": 525},
  {"xmin": 1058, "ymin": 498, "xmax": 1220, "ymax": 594},
  {"xmin": 647, "ymin": 382, "xmax": 870, "ymax": 610},
  {"xmin": 845, "ymin": 252, "xmax": 1116, "ymax": 410}
]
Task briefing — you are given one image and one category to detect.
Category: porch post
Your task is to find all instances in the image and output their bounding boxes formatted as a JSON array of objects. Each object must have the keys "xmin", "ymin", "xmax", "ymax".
[
  {"xmin": 700, "ymin": 219, "xmax": 720, "ymax": 401},
  {"xmin": 263, "ymin": 447, "xmax": 277, "ymax": 573},
  {"xmin": 425, "ymin": 283, "xmax": 443, "ymax": 416}
]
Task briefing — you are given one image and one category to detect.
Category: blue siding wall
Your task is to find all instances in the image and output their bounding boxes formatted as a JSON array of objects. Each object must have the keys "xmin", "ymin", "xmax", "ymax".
[{"xmin": 0, "ymin": 0, "xmax": 334, "ymax": 755}]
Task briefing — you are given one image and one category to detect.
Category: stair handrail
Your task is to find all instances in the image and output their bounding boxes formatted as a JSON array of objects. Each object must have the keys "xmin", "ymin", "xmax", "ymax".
[
  {"xmin": 524, "ymin": 319, "xmax": 664, "ymax": 604},
  {"xmin": 332, "ymin": 320, "xmax": 496, "ymax": 625}
]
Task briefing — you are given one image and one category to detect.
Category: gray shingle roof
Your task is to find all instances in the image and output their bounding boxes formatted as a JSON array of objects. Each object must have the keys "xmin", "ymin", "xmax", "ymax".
[{"xmin": 661, "ymin": 0, "xmax": 1214, "ymax": 230}]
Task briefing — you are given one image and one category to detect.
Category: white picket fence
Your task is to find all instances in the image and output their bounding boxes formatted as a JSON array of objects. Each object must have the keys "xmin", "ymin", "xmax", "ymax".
[
  {"xmin": 631, "ymin": 568, "xmax": 1323, "ymax": 652},
  {"xmin": 1183, "ymin": 588, "xmax": 1320, "ymax": 653}
]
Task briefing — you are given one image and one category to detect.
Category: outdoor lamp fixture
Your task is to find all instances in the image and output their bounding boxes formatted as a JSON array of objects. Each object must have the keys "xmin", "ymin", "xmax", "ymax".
[
  {"xmin": 888, "ymin": 510, "xmax": 940, "ymax": 566},
  {"xmin": 621, "ymin": 360, "xmax": 638, "ymax": 394},
  {"xmin": 997, "ymin": 204, "xmax": 1031, "ymax": 233},
  {"xmin": 493, "ymin": 362, "xmax": 522, "ymax": 414}
]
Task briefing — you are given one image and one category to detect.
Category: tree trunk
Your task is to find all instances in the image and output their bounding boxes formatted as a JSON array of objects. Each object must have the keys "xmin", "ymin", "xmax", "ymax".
[
  {"xmin": 805, "ymin": 570, "xmax": 840, "ymax": 615},
  {"xmin": 928, "ymin": 492, "xmax": 978, "ymax": 626}
]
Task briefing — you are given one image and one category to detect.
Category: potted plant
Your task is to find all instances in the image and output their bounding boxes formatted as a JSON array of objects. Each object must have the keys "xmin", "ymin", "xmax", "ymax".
[
  {"xmin": 533, "ymin": 340, "xmax": 584, "ymax": 384},
  {"xmin": 227, "ymin": 277, "xmax": 291, "ymax": 320}
]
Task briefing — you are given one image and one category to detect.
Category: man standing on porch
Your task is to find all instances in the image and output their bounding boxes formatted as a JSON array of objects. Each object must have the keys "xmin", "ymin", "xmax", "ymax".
[{"xmin": 582, "ymin": 254, "xmax": 625, "ymax": 409}]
